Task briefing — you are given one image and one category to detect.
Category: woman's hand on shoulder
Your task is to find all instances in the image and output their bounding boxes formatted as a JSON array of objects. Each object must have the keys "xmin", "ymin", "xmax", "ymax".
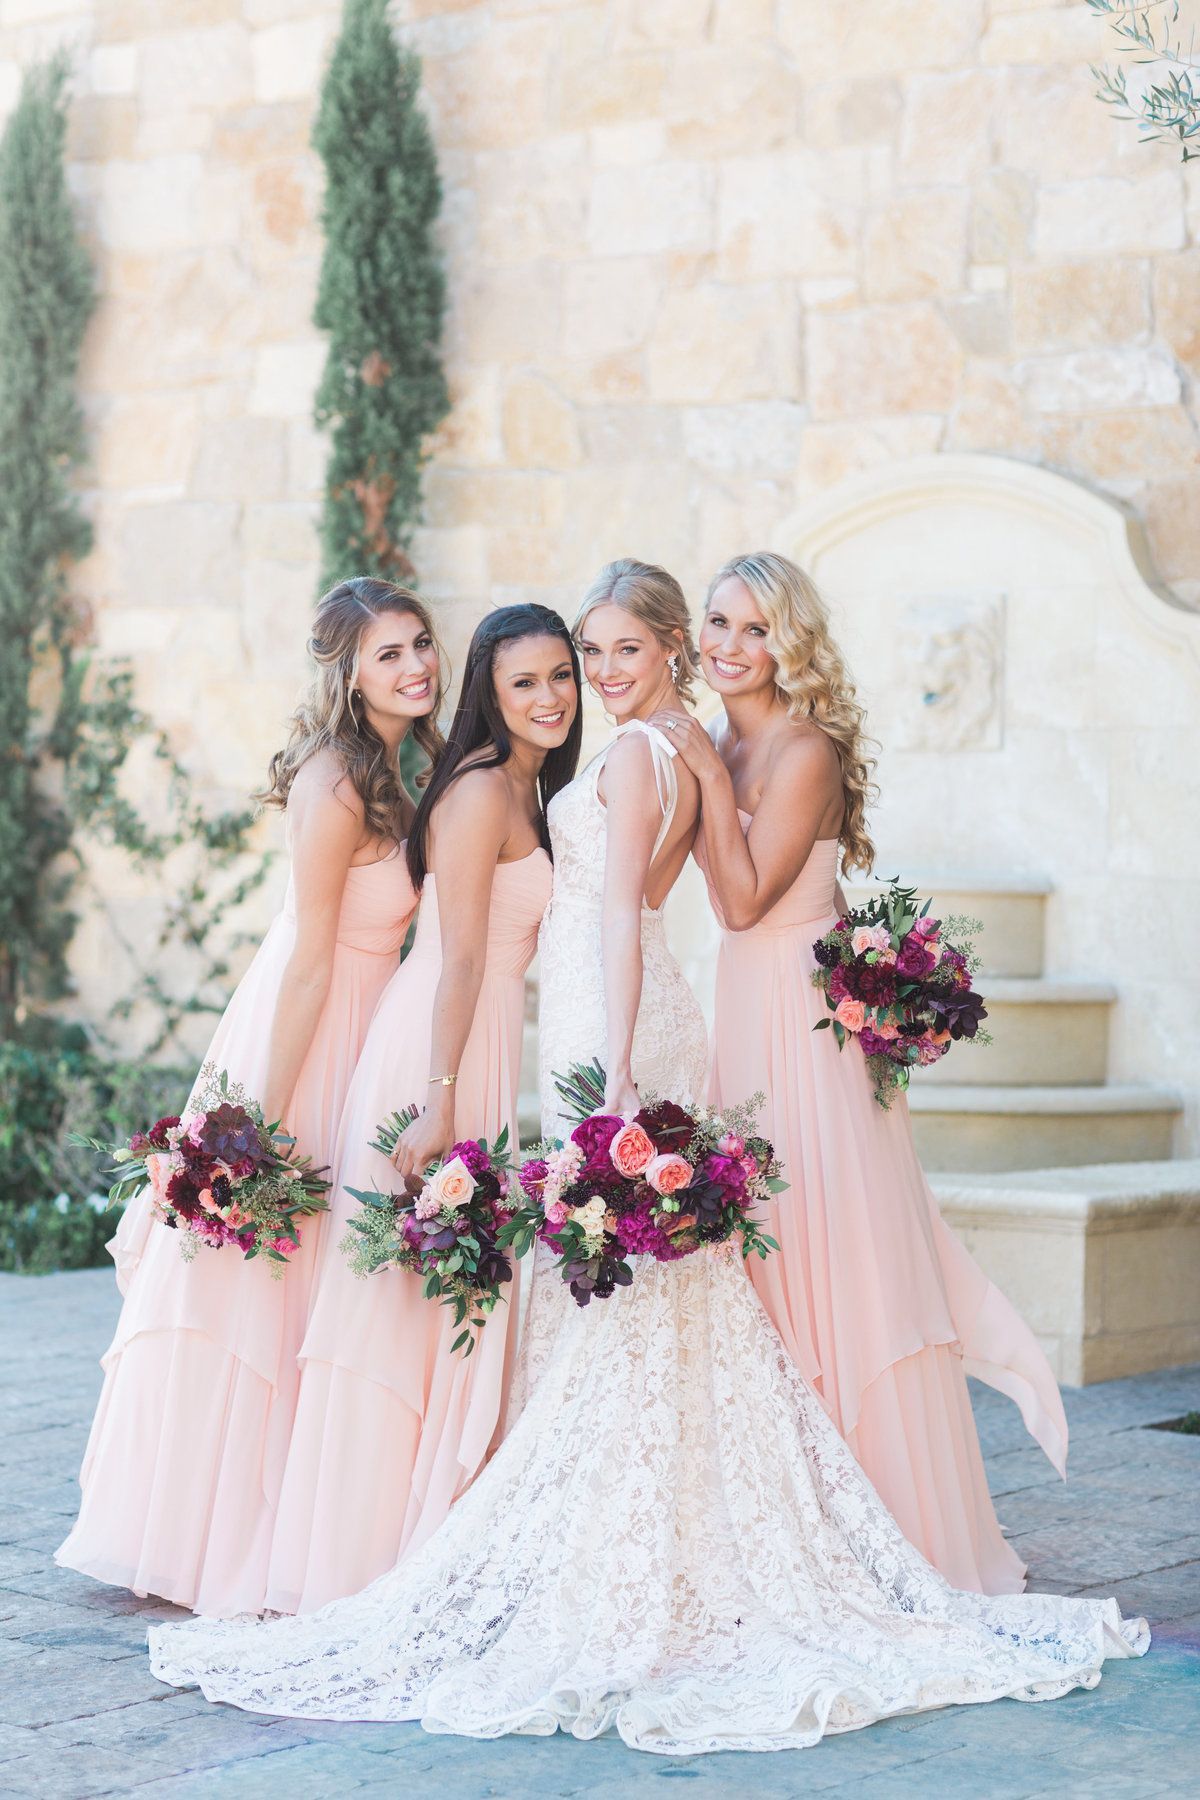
[{"xmin": 647, "ymin": 710, "xmax": 726, "ymax": 786}]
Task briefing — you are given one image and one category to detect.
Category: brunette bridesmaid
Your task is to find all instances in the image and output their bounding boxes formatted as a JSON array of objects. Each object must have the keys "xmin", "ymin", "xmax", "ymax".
[
  {"xmin": 57, "ymin": 577, "xmax": 441, "ymax": 1617},
  {"xmin": 264, "ymin": 603, "xmax": 580, "ymax": 1615},
  {"xmin": 658, "ymin": 551, "xmax": 1068, "ymax": 1596}
]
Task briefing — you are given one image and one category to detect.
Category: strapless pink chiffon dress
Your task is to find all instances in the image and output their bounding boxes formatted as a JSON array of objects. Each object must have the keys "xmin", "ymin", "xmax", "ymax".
[
  {"xmin": 56, "ymin": 850, "xmax": 416, "ymax": 1617},
  {"xmin": 264, "ymin": 850, "xmax": 552, "ymax": 1616},
  {"xmin": 696, "ymin": 824, "xmax": 1068, "ymax": 1596}
]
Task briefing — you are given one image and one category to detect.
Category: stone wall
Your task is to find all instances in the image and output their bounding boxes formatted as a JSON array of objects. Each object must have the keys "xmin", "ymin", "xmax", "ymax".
[{"xmin": 1, "ymin": 1, "xmax": 1197, "ymax": 1085}]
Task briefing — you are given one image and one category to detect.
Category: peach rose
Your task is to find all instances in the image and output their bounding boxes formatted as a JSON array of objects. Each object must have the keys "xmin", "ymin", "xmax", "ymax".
[
  {"xmin": 874, "ymin": 1016, "xmax": 901, "ymax": 1040},
  {"xmin": 645, "ymin": 1152, "xmax": 693, "ymax": 1195},
  {"xmin": 609, "ymin": 1121, "xmax": 656, "ymax": 1179},
  {"xmin": 146, "ymin": 1153, "xmax": 173, "ymax": 1204},
  {"xmin": 429, "ymin": 1155, "xmax": 475, "ymax": 1210},
  {"xmin": 834, "ymin": 998, "xmax": 866, "ymax": 1033},
  {"xmin": 932, "ymin": 1028, "xmax": 952, "ymax": 1045},
  {"xmin": 851, "ymin": 923, "xmax": 891, "ymax": 957}
]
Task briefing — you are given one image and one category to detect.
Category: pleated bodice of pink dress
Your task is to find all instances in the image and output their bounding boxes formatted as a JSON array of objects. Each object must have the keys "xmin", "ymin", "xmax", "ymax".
[
  {"xmin": 264, "ymin": 849, "xmax": 552, "ymax": 1616},
  {"xmin": 695, "ymin": 819, "xmax": 1068, "ymax": 1595},
  {"xmin": 56, "ymin": 849, "xmax": 416, "ymax": 1618}
]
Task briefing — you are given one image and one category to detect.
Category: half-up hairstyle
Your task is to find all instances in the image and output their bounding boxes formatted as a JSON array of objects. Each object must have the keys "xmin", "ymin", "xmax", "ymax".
[
  {"xmin": 573, "ymin": 557, "xmax": 700, "ymax": 707},
  {"xmin": 259, "ymin": 576, "xmax": 447, "ymax": 845},
  {"xmin": 406, "ymin": 603, "xmax": 582, "ymax": 889},
  {"xmin": 709, "ymin": 552, "xmax": 877, "ymax": 875}
]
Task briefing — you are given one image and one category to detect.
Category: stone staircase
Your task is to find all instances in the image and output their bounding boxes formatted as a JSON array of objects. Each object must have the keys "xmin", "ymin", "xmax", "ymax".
[{"xmin": 845, "ymin": 876, "xmax": 1183, "ymax": 1174}]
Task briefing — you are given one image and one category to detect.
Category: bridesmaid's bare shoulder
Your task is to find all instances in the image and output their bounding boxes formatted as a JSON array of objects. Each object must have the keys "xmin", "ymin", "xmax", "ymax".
[
  {"xmin": 767, "ymin": 718, "xmax": 842, "ymax": 799},
  {"xmin": 288, "ymin": 747, "xmax": 367, "ymax": 835}
]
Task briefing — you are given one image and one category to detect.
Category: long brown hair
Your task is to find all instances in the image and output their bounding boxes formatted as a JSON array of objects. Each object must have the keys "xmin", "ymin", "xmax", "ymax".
[
  {"xmin": 260, "ymin": 576, "xmax": 446, "ymax": 844},
  {"xmin": 708, "ymin": 552, "xmax": 877, "ymax": 875}
]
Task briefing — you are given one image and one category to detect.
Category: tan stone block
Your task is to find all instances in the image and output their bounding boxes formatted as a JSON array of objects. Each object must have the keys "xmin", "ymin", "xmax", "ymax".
[
  {"xmin": 453, "ymin": 264, "xmax": 562, "ymax": 364},
  {"xmin": 589, "ymin": 120, "xmax": 668, "ymax": 167},
  {"xmin": 717, "ymin": 149, "xmax": 862, "ymax": 280},
  {"xmin": 982, "ymin": 4, "xmax": 1107, "ymax": 64},
  {"xmin": 661, "ymin": 45, "xmax": 800, "ymax": 156},
  {"xmin": 612, "ymin": 0, "xmax": 712, "ymax": 46},
  {"xmin": 425, "ymin": 469, "xmax": 567, "ymax": 536},
  {"xmin": 97, "ymin": 0, "xmax": 242, "ymax": 31},
  {"xmin": 1017, "ymin": 347, "xmax": 1180, "ymax": 413},
  {"xmin": 67, "ymin": 95, "xmax": 138, "ymax": 161},
  {"xmin": 1060, "ymin": 407, "xmax": 1200, "ymax": 480},
  {"xmin": 93, "ymin": 392, "xmax": 199, "ymax": 493},
  {"xmin": 1012, "ymin": 259, "xmax": 1150, "ymax": 352},
  {"xmin": 472, "ymin": 137, "xmax": 589, "ymax": 264},
  {"xmin": 90, "ymin": 154, "xmax": 203, "ymax": 252},
  {"xmin": 807, "ymin": 303, "xmax": 963, "ymax": 419},
  {"xmin": 1153, "ymin": 250, "xmax": 1200, "ymax": 369},
  {"xmin": 863, "ymin": 191, "xmax": 968, "ymax": 302},
  {"xmin": 243, "ymin": 502, "xmax": 318, "ymax": 565},
  {"xmin": 562, "ymin": 257, "xmax": 659, "ymax": 357},
  {"xmin": 946, "ymin": 365, "xmax": 1032, "ymax": 453},
  {"xmin": 778, "ymin": 0, "xmax": 983, "ymax": 76},
  {"xmin": 287, "ymin": 418, "xmax": 329, "ymax": 500},
  {"xmin": 429, "ymin": 19, "xmax": 555, "ymax": 147},
  {"xmin": 647, "ymin": 284, "xmax": 800, "ymax": 404},
  {"xmin": 1142, "ymin": 473, "xmax": 1200, "ymax": 582},
  {"xmin": 899, "ymin": 71, "xmax": 994, "ymax": 181},
  {"xmin": 682, "ymin": 400, "xmax": 806, "ymax": 474},
  {"xmin": 588, "ymin": 160, "xmax": 713, "ymax": 256},
  {"xmin": 87, "ymin": 41, "xmax": 137, "ymax": 93},
  {"xmin": 940, "ymin": 293, "xmax": 1010, "ymax": 357},
  {"xmin": 139, "ymin": 23, "xmax": 252, "ymax": 111},
  {"xmin": 971, "ymin": 170, "xmax": 1033, "ymax": 262},
  {"xmin": 553, "ymin": 45, "xmax": 667, "ymax": 129},
  {"xmin": 250, "ymin": 17, "xmax": 333, "ymax": 104},
  {"xmin": 1036, "ymin": 172, "xmax": 1185, "ymax": 256},
  {"xmin": 248, "ymin": 341, "xmax": 326, "ymax": 419},
  {"xmin": 190, "ymin": 418, "xmax": 287, "ymax": 502},
  {"xmin": 560, "ymin": 461, "xmax": 695, "ymax": 584},
  {"xmin": 804, "ymin": 78, "xmax": 902, "ymax": 148},
  {"xmin": 580, "ymin": 405, "xmax": 683, "ymax": 464},
  {"xmin": 998, "ymin": 68, "xmax": 1124, "ymax": 179},
  {"xmin": 252, "ymin": 163, "xmax": 310, "ymax": 246},
  {"xmin": 212, "ymin": 102, "xmax": 310, "ymax": 165},
  {"xmin": 241, "ymin": 557, "xmax": 318, "ymax": 675},
  {"xmin": 713, "ymin": 0, "xmax": 775, "ymax": 38},
  {"xmin": 408, "ymin": 524, "xmax": 490, "ymax": 603},
  {"xmin": 551, "ymin": 351, "xmax": 647, "ymax": 404},
  {"xmin": 119, "ymin": 502, "xmax": 241, "ymax": 607},
  {"xmin": 428, "ymin": 366, "xmax": 503, "ymax": 469},
  {"xmin": 796, "ymin": 414, "xmax": 944, "ymax": 489},
  {"xmin": 501, "ymin": 375, "xmax": 582, "ymax": 469},
  {"xmin": 135, "ymin": 110, "xmax": 215, "ymax": 156}
]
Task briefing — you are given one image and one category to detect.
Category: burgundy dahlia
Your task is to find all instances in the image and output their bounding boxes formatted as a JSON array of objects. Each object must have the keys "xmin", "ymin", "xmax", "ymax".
[
  {"xmin": 634, "ymin": 1099, "xmax": 694, "ymax": 1153},
  {"xmin": 855, "ymin": 963, "xmax": 897, "ymax": 1005}
]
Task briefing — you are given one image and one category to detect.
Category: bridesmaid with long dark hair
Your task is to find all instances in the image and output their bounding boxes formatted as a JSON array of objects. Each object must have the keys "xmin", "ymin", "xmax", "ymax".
[
  {"xmin": 264, "ymin": 602, "xmax": 581, "ymax": 1615},
  {"xmin": 58, "ymin": 577, "xmax": 444, "ymax": 1617}
]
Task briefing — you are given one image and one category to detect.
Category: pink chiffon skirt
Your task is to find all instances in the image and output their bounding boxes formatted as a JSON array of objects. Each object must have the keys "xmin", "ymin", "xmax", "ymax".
[{"xmin": 56, "ymin": 855, "xmax": 414, "ymax": 1617}]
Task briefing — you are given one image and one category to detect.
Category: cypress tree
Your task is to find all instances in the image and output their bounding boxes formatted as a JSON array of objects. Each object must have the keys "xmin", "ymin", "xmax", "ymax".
[
  {"xmin": 313, "ymin": 0, "xmax": 450, "ymax": 595},
  {"xmin": 0, "ymin": 55, "xmax": 94, "ymax": 1034}
]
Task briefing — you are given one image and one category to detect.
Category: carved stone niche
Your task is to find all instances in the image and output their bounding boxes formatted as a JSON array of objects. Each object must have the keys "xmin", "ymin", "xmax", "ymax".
[{"xmin": 892, "ymin": 592, "xmax": 1006, "ymax": 753}]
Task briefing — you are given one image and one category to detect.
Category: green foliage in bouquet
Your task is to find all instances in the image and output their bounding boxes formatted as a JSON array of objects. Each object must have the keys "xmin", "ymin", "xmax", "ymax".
[
  {"xmin": 313, "ymin": 0, "xmax": 449, "ymax": 790},
  {"xmin": 0, "ymin": 55, "xmax": 265, "ymax": 1058}
]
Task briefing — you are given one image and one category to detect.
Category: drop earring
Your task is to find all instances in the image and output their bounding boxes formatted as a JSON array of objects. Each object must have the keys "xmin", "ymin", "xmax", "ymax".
[
  {"xmin": 348, "ymin": 688, "xmax": 362, "ymax": 729},
  {"xmin": 668, "ymin": 653, "xmax": 680, "ymax": 683}
]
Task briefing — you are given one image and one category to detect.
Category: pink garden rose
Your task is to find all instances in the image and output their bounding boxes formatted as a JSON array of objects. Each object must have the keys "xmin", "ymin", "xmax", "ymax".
[
  {"xmin": 851, "ymin": 923, "xmax": 891, "ymax": 957},
  {"xmin": 874, "ymin": 1016, "xmax": 901, "ymax": 1040},
  {"xmin": 543, "ymin": 1199, "xmax": 568, "ymax": 1228},
  {"xmin": 609, "ymin": 1121, "xmax": 656, "ymax": 1178},
  {"xmin": 834, "ymin": 998, "xmax": 866, "ymax": 1032},
  {"xmin": 269, "ymin": 1236, "xmax": 298, "ymax": 1257},
  {"xmin": 645, "ymin": 1152, "xmax": 694, "ymax": 1196},
  {"xmin": 429, "ymin": 1155, "xmax": 475, "ymax": 1210},
  {"xmin": 146, "ymin": 1152, "xmax": 173, "ymax": 1205},
  {"xmin": 717, "ymin": 1132, "xmax": 744, "ymax": 1158},
  {"xmin": 914, "ymin": 916, "xmax": 941, "ymax": 940}
]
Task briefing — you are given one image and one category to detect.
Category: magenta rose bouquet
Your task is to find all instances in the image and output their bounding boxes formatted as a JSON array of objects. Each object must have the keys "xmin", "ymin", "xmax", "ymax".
[
  {"xmin": 811, "ymin": 879, "xmax": 990, "ymax": 1108},
  {"xmin": 340, "ymin": 1112, "xmax": 516, "ymax": 1357},
  {"xmin": 73, "ymin": 1065, "xmax": 329, "ymax": 1274},
  {"xmin": 500, "ymin": 1061, "xmax": 783, "ymax": 1307}
]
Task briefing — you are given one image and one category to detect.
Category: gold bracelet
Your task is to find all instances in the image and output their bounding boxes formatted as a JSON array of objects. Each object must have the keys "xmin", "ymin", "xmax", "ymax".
[{"xmin": 428, "ymin": 1072, "xmax": 458, "ymax": 1087}]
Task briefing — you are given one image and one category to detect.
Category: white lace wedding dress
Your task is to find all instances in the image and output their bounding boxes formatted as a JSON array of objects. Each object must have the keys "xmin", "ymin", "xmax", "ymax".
[{"xmin": 149, "ymin": 723, "xmax": 1147, "ymax": 1756}]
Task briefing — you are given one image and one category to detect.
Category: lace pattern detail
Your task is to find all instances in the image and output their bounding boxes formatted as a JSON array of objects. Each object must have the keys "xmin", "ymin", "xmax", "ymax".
[{"xmin": 150, "ymin": 1253, "xmax": 1146, "ymax": 1753}]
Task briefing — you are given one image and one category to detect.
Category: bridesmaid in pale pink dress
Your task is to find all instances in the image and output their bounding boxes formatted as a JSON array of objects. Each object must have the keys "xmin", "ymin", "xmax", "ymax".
[
  {"xmin": 660, "ymin": 552, "xmax": 1068, "ymax": 1596},
  {"xmin": 264, "ymin": 603, "xmax": 580, "ymax": 1615},
  {"xmin": 57, "ymin": 578, "xmax": 443, "ymax": 1617}
]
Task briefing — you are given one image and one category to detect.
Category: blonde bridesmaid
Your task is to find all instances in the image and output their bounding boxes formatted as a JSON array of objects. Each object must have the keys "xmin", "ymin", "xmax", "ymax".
[
  {"xmin": 660, "ymin": 551, "xmax": 1068, "ymax": 1596},
  {"xmin": 264, "ymin": 603, "xmax": 580, "ymax": 1615},
  {"xmin": 57, "ymin": 577, "xmax": 442, "ymax": 1617}
]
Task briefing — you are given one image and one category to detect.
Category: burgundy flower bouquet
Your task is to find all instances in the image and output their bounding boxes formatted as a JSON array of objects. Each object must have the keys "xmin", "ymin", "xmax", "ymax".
[
  {"xmin": 811, "ymin": 880, "xmax": 990, "ymax": 1108},
  {"xmin": 500, "ymin": 1061, "xmax": 783, "ymax": 1307},
  {"xmin": 340, "ymin": 1111, "xmax": 516, "ymax": 1357},
  {"xmin": 75, "ymin": 1065, "xmax": 329, "ymax": 1273}
]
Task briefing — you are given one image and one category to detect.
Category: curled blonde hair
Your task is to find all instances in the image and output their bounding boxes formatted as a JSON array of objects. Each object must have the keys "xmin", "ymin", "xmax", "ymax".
[
  {"xmin": 573, "ymin": 557, "xmax": 700, "ymax": 707},
  {"xmin": 708, "ymin": 552, "xmax": 877, "ymax": 875},
  {"xmin": 260, "ymin": 576, "xmax": 447, "ymax": 843}
]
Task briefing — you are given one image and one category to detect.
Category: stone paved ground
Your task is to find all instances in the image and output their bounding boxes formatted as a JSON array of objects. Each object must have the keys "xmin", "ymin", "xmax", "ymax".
[{"xmin": 1, "ymin": 1271, "xmax": 1197, "ymax": 1800}]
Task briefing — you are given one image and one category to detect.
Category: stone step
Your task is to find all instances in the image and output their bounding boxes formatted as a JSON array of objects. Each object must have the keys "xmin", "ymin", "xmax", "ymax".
[
  {"xmin": 908, "ymin": 1083, "xmax": 1182, "ymax": 1173},
  {"xmin": 917, "ymin": 977, "xmax": 1116, "ymax": 1086},
  {"xmin": 930, "ymin": 1160, "xmax": 1200, "ymax": 1385},
  {"xmin": 844, "ymin": 873, "xmax": 1051, "ymax": 978}
]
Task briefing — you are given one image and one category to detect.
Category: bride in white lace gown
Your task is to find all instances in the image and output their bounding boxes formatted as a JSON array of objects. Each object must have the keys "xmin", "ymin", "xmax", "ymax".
[{"xmin": 149, "ymin": 561, "xmax": 1147, "ymax": 1755}]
